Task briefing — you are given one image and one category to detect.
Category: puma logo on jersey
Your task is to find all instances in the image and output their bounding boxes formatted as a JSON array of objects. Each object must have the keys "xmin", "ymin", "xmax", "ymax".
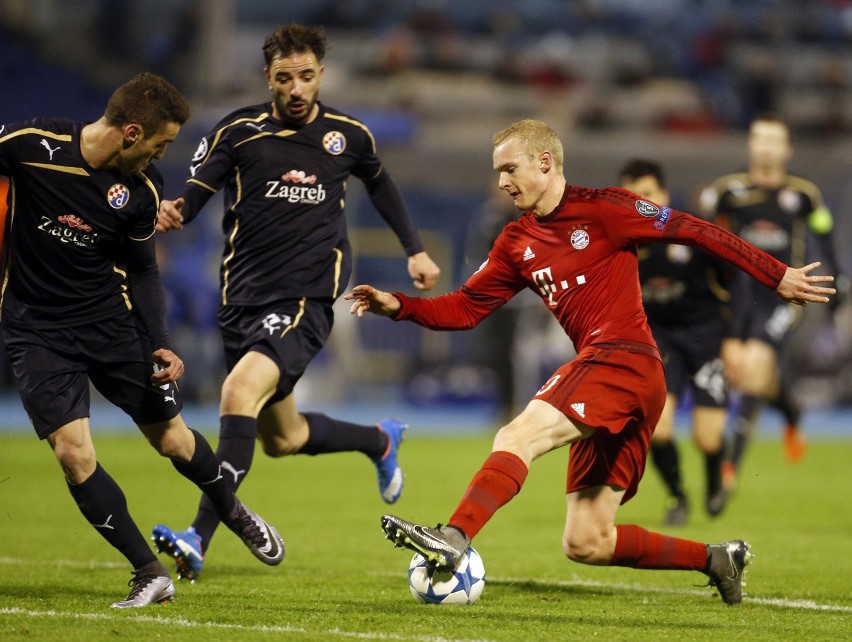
[
  {"xmin": 571, "ymin": 402, "xmax": 586, "ymax": 418},
  {"xmin": 93, "ymin": 514, "xmax": 115, "ymax": 530},
  {"xmin": 164, "ymin": 393, "xmax": 177, "ymax": 405},
  {"xmin": 246, "ymin": 122, "xmax": 266, "ymax": 131},
  {"xmin": 523, "ymin": 246, "xmax": 535, "ymax": 261},
  {"xmin": 40, "ymin": 139, "xmax": 61, "ymax": 160},
  {"xmin": 220, "ymin": 461, "xmax": 246, "ymax": 484}
]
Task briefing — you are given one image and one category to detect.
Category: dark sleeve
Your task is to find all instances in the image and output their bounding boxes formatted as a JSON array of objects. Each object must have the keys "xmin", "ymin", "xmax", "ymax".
[
  {"xmin": 180, "ymin": 181, "xmax": 218, "ymax": 225},
  {"xmin": 362, "ymin": 168, "xmax": 425, "ymax": 256},
  {"xmin": 178, "ymin": 126, "xmax": 237, "ymax": 224},
  {"xmin": 124, "ymin": 236, "xmax": 172, "ymax": 351}
]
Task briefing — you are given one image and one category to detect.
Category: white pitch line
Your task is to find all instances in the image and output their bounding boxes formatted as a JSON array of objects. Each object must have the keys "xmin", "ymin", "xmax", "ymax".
[
  {"xmin": 0, "ymin": 607, "xmax": 493, "ymax": 642},
  {"xmin": 2, "ymin": 557, "xmax": 850, "ymax": 614},
  {"xmin": 486, "ymin": 575, "xmax": 852, "ymax": 613}
]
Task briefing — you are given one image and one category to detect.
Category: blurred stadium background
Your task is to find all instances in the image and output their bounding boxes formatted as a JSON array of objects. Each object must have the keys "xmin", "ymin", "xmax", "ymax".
[{"xmin": 2, "ymin": 0, "xmax": 851, "ymax": 431}]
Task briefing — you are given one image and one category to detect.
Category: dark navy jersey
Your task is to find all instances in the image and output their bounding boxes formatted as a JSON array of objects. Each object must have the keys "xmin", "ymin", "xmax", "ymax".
[
  {"xmin": 0, "ymin": 117, "xmax": 161, "ymax": 328},
  {"xmin": 638, "ymin": 242, "xmax": 731, "ymax": 327},
  {"xmin": 700, "ymin": 171, "xmax": 836, "ymax": 316},
  {"xmin": 700, "ymin": 171, "xmax": 833, "ymax": 267},
  {"xmin": 180, "ymin": 101, "xmax": 416, "ymax": 306}
]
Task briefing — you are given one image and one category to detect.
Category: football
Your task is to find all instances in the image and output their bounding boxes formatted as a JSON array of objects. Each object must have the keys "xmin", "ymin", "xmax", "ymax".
[{"xmin": 407, "ymin": 546, "xmax": 486, "ymax": 605}]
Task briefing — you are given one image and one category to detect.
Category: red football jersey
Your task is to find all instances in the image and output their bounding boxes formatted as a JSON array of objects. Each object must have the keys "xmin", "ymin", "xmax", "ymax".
[{"xmin": 395, "ymin": 186, "xmax": 786, "ymax": 353}]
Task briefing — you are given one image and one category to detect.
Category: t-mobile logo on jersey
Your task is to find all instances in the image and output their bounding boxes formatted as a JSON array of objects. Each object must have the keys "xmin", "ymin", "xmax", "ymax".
[
  {"xmin": 265, "ymin": 169, "xmax": 326, "ymax": 204},
  {"xmin": 531, "ymin": 267, "xmax": 587, "ymax": 308}
]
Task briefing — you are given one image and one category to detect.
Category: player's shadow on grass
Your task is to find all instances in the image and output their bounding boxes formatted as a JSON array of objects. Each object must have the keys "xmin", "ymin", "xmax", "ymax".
[{"xmin": 3, "ymin": 583, "xmax": 109, "ymax": 603}]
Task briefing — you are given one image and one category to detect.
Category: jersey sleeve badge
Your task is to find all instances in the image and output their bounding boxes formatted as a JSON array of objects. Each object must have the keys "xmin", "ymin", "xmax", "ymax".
[{"xmin": 635, "ymin": 199, "xmax": 659, "ymax": 217}]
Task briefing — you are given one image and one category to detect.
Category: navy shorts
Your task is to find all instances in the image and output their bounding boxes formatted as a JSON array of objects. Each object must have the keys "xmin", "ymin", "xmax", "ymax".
[
  {"xmin": 651, "ymin": 318, "xmax": 727, "ymax": 408},
  {"xmin": 218, "ymin": 298, "xmax": 333, "ymax": 405},
  {"xmin": 741, "ymin": 301, "xmax": 800, "ymax": 349},
  {"xmin": 3, "ymin": 316, "xmax": 183, "ymax": 439},
  {"xmin": 731, "ymin": 280, "xmax": 801, "ymax": 349}
]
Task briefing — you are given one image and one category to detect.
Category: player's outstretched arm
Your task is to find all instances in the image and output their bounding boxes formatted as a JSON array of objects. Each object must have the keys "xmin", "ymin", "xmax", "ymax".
[
  {"xmin": 151, "ymin": 348, "xmax": 185, "ymax": 384},
  {"xmin": 346, "ymin": 285, "xmax": 402, "ymax": 318},
  {"xmin": 156, "ymin": 197, "xmax": 185, "ymax": 233},
  {"xmin": 408, "ymin": 251, "xmax": 441, "ymax": 291},
  {"xmin": 776, "ymin": 262, "xmax": 836, "ymax": 306}
]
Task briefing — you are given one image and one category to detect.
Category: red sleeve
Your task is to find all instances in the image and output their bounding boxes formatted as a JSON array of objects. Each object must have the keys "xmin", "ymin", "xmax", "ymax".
[
  {"xmin": 393, "ymin": 233, "xmax": 524, "ymax": 329},
  {"xmin": 664, "ymin": 213, "xmax": 786, "ymax": 289},
  {"xmin": 393, "ymin": 287, "xmax": 500, "ymax": 330},
  {"xmin": 597, "ymin": 187, "xmax": 786, "ymax": 290}
]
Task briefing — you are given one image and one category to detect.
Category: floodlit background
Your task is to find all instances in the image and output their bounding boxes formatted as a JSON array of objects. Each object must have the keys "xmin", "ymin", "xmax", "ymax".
[{"xmin": 2, "ymin": 0, "xmax": 851, "ymax": 430}]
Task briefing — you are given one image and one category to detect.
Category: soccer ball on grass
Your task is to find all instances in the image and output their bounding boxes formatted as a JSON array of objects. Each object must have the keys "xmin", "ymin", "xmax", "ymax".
[{"xmin": 408, "ymin": 546, "xmax": 486, "ymax": 605}]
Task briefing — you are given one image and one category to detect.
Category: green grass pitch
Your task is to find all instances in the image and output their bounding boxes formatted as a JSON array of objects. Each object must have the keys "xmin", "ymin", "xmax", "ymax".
[{"xmin": 1, "ymin": 428, "xmax": 850, "ymax": 641}]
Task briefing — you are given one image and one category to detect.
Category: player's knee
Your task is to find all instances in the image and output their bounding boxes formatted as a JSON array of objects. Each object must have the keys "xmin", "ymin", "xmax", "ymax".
[
  {"xmin": 258, "ymin": 434, "xmax": 297, "ymax": 457},
  {"xmin": 52, "ymin": 443, "xmax": 96, "ymax": 482},
  {"xmin": 562, "ymin": 525, "xmax": 611, "ymax": 564},
  {"xmin": 492, "ymin": 421, "xmax": 527, "ymax": 453},
  {"xmin": 151, "ymin": 430, "xmax": 187, "ymax": 460},
  {"xmin": 562, "ymin": 533, "xmax": 599, "ymax": 564},
  {"xmin": 694, "ymin": 432, "xmax": 721, "ymax": 453},
  {"xmin": 220, "ymin": 375, "xmax": 269, "ymax": 416}
]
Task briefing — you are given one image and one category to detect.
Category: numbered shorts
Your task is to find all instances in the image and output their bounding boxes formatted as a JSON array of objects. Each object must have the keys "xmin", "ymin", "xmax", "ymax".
[
  {"xmin": 732, "ymin": 281, "xmax": 800, "ymax": 349},
  {"xmin": 651, "ymin": 318, "xmax": 727, "ymax": 407},
  {"xmin": 3, "ymin": 318, "xmax": 183, "ymax": 439},
  {"xmin": 218, "ymin": 298, "xmax": 333, "ymax": 405},
  {"xmin": 741, "ymin": 301, "xmax": 799, "ymax": 349},
  {"xmin": 533, "ymin": 341, "xmax": 665, "ymax": 504}
]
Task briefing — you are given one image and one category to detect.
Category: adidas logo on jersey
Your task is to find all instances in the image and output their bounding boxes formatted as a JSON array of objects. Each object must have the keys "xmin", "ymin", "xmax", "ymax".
[
  {"xmin": 571, "ymin": 402, "xmax": 585, "ymax": 418},
  {"xmin": 523, "ymin": 246, "xmax": 536, "ymax": 261}
]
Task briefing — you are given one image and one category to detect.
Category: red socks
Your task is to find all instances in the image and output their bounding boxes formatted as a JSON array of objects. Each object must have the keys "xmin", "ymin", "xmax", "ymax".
[
  {"xmin": 444, "ymin": 451, "xmax": 708, "ymax": 573},
  {"xmin": 611, "ymin": 524, "xmax": 708, "ymax": 570},
  {"xmin": 448, "ymin": 451, "xmax": 528, "ymax": 539}
]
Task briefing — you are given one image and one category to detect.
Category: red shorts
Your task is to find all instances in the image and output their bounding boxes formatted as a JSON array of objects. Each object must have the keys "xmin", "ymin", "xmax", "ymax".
[{"xmin": 533, "ymin": 341, "xmax": 665, "ymax": 504}]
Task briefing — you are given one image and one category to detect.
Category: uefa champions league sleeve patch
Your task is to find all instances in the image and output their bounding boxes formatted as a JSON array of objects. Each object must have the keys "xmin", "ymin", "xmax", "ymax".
[
  {"xmin": 107, "ymin": 183, "xmax": 129, "ymax": 209},
  {"xmin": 653, "ymin": 206, "xmax": 671, "ymax": 231}
]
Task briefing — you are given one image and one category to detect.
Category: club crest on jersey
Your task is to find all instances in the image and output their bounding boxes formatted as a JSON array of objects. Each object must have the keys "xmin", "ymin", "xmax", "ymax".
[
  {"xmin": 322, "ymin": 130, "xmax": 346, "ymax": 155},
  {"xmin": 570, "ymin": 229, "xmax": 590, "ymax": 250},
  {"xmin": 635, "ymin": 199, "xmax": 659, "ymax": 217},
  {"xmin": 778, "ymin": 188, "xmax": 801, "ymax": 213},
  {"xmin": 107, "ymin": 183, "xmax": 129, "ymax": 209}
]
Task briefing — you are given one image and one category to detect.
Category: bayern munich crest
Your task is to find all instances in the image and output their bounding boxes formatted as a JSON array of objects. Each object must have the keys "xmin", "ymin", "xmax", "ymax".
[
  {"xmin": 322, "ymin": 130, "xmax": 346, "ymax": 155},
  {"xmin": 570, "ymin": 228, "xmax": 590, "ymax": 250},
  {"xmin": 107, "ymin": 183, "xmax": 129, "ymax": 209}
]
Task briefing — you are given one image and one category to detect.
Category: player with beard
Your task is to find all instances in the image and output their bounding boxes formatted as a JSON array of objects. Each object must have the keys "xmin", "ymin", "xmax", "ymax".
[
  {"xmin": 700, "ymin": 114, "xmax": 844, "ymax": 488},
  {"xmin": 152, "ymin": 23, "xmax": 440, "ymax": 581},
  {"xmin": 0, "ymin": 73, "xmax": 283, "ymax": 608},
  {"xmin": 346, "ymin": 119, "xmax": 835, "ymax": 605}
]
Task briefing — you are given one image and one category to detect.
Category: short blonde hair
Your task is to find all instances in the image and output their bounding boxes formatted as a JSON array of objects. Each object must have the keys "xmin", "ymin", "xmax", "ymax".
[{"xmin": 493, "ymin": 119, "xmax": 563, "ymax": 169}]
